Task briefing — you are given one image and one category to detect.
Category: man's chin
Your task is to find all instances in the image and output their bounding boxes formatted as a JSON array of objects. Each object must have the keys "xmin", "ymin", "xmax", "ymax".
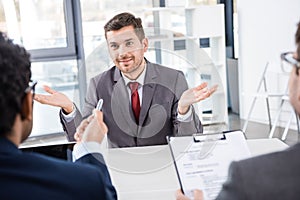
[{"xmin": 119, "ymin": 65, "xmax": 133, "ymax": 73}]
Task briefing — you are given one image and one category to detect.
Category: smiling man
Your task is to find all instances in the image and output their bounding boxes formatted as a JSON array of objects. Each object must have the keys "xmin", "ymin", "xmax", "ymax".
[{"xmin": 35, "ymin": 12, "xmax": 217, "ymax": 148}]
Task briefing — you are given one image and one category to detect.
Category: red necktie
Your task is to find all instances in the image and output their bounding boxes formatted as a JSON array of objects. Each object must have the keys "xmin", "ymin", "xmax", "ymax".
[{"xmin": 129, "ymin": 82, "xmax": 141, "ymax": 124}]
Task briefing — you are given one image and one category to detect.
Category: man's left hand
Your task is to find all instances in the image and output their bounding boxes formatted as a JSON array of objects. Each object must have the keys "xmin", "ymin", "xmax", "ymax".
[{"xmin": 178, "ymin": 82, "xmax": 218, "ymax": 114}]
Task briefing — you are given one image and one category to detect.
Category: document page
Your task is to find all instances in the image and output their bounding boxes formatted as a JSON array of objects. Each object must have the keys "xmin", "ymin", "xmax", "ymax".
[{"xmin": 168, "ymin": 130, "xmax": 251, "ymax": 200}]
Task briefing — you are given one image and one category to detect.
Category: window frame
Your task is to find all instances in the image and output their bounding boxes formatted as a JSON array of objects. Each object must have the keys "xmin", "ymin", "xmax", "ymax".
[{"xmin": 28, "ymin": 0, "xmax": 76, "ymax": 62}]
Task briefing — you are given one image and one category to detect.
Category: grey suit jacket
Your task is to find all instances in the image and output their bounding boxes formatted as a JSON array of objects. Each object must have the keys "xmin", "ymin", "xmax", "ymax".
[
  {"xmin": 60, "ymin": 59, "xmax": 203, "ymax": 147},
  {"xmin": 216, "ymin": 143, "xmax": 300, "ymax": 200}
]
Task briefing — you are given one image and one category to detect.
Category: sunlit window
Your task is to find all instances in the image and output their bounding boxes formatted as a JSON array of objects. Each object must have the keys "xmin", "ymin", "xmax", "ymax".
[{"xmin": 0, "ymin": 0, "xmax": 67, "ymax": 50}]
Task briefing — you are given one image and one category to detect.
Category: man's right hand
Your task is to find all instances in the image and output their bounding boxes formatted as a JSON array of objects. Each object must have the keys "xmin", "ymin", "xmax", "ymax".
[
  {"xmin": 176, "ymin": 189, "xmax": 203, "ymax": 200},
  {"xmin": 74, "ymin": 110, "xmax": 108, "ymax": 144},
  {"xmin": 34, "ymin": 85, "xmax": 74, "ymax": 114}
]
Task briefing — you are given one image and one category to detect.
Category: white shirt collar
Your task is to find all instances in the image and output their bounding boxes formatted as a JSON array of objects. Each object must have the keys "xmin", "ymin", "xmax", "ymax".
[{"xmin": 122, "ymin": 62, "xmax": 147, "ymax": 87}]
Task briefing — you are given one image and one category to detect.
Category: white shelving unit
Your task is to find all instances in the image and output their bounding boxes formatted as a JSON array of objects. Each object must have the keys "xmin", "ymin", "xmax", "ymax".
[{"xmin": 144, "ymin": 5, "xmax": 228, "ymax": 127}]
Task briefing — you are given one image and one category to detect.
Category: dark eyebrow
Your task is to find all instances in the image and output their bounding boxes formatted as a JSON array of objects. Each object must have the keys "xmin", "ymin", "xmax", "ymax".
[
  {"xmin": 124, "ymin": 38, "xmax": 134, "ymax": 42},
  {"xmin": 109, "ymin": 41, "xmax": 117, "ymax": 45},
  {"xmin": 109, "ymin": 38, "xmax": 133, "ymax": 45}
]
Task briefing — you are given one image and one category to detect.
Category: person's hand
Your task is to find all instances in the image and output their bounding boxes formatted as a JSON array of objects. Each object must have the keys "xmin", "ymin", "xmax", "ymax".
[
  {"xmin": 34, "ymin": 85, "xmax": 74, "ymax": 114},
  {"xmin": 175, "ymin": 189, "xmax": 204, "ymax": 200},
  {"xmin": 74, "ymin": 110, "xmax": 108, "ymax": 144},
  {"xmin": 178, "ymin": 82, "xmax": 218, "ymax": 114}
]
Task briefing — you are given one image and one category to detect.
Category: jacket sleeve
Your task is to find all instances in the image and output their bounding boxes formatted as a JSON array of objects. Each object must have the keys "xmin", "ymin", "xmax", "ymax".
[
  {"xmin": 76, "ymin": 153, "xmax": 118, "ymax": 200},
  {"xmin": 174, "ymin": 71, "xmax": 203, "ymax": 136},
  {"xmin": 59, "ymin": 77, "xmax": 99, "ymax": 141},
  {"xmin": 215, "ymin": 161, "xmax": 246, "ymax": 200},
  {"xmin": 59, "ymin": 104, "xmax": 83, "ymax": 141}
]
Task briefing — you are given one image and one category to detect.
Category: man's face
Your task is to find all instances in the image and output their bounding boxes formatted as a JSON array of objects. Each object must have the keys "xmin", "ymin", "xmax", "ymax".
[
  {"xmin": 106, "ymin": 25, "xmax": 148, "ymax": 75},
  {"xmin": 289, "ymin": 53, "xmax": 300, "ymax": 115}
]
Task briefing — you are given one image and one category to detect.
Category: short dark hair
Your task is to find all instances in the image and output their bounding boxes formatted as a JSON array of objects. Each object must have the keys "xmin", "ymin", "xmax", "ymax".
[
  {"xmin": 104, "ymin": 12, "xmax": 145, "ymax": 42},
  {"xmin": 296, "ymin": 21, "xmax": 300, "ymax": 60},
  {"xmin": 0, "ymin": 32, "xmax": 31, "ymax": 135}
]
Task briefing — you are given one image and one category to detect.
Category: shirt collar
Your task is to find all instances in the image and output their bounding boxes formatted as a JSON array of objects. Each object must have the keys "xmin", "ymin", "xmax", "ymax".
[
  {"xmin": 0, "ymin": 137, "xmax": 20, "ymax": 155},
  {"xmin": 122, "ymin": 62, "xmax": 147, "ymax": 87}
]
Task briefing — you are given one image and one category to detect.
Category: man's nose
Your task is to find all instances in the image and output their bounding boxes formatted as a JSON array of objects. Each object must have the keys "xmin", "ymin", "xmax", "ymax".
[{"xmin": 118, "ymin": 45, "xmax": 128, "ymax": 57}]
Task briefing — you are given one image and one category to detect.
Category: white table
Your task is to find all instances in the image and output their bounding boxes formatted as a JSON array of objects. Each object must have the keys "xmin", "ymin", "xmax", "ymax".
[
  {"xmin": 20, "ymin": 136, "xmax": 289, "ymax": 199},
  {"xmin": 103, "ymin": 138, "xmax": 288, "ymax": 200}
]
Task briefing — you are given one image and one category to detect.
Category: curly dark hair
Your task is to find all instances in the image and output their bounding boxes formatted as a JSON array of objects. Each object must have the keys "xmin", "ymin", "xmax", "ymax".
[
  {"xmin": 296, "ymin": 21, "xmax": 300, "ymax": 60},
  {"xmin": 0, "ymin": 32, "xmax": 31, "ymax": 135},
  {"xmin": 104, "ymin": 12, "xmax": 145, "ymax": 42}
]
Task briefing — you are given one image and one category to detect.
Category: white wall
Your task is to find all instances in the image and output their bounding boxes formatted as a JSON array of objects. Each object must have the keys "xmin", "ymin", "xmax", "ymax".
[{"xmin": 238, "ymin": 0, "xmax": 300, "ymax": 128}]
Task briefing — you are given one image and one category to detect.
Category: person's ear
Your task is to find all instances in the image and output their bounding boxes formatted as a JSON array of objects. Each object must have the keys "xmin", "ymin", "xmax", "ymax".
[
  {"xmin": 142, "ymin": 38, "xmax": 148, "ymax": 52},
  {"xmin": 20, "ymin": 93, "xmax": 33, "ymax": 121}
]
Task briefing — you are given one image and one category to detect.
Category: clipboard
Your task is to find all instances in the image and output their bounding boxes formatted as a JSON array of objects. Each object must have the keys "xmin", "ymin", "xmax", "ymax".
[{"xmin": 167, "ymin": 130, "xmax": 251, "ymax": 200}]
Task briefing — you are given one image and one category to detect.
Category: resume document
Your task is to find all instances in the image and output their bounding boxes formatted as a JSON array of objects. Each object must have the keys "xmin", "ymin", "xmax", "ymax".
[{"xmin": 168, "ymin": 130, "xmax": 251, "ymax": 199}]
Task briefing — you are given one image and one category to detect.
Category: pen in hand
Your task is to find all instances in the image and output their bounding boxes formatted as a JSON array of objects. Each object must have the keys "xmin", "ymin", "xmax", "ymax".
[
  {"xmin": 95, "ymin": 99, "xmax": 108, "ymax": 147},
  {"xmin": 96, "ymin": 99, "xmax": 103, "ymax": 111}
]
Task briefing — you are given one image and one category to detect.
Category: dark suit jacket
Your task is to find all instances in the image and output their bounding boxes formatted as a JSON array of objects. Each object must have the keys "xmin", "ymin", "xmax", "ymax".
[
  {"xmin": 216, "ymin": 143, "xmax": 300, "ymax": 200},
  {"xmin": 61, "ymin": 60, "xmax": 203, "ymax": 147},
  {"xmin": 0, "ymin": 137, "xmax": 117, "ymax": 200}
]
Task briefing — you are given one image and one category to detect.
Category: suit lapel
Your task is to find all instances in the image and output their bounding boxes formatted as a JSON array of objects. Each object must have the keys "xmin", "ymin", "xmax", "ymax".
[
  {"xmin": 111, "ymin": 68, "xmax": 138, "ymax": 134},
  {"xmin": 139, "ymin": 62, "xmax": 157, "ymax": 126}
]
